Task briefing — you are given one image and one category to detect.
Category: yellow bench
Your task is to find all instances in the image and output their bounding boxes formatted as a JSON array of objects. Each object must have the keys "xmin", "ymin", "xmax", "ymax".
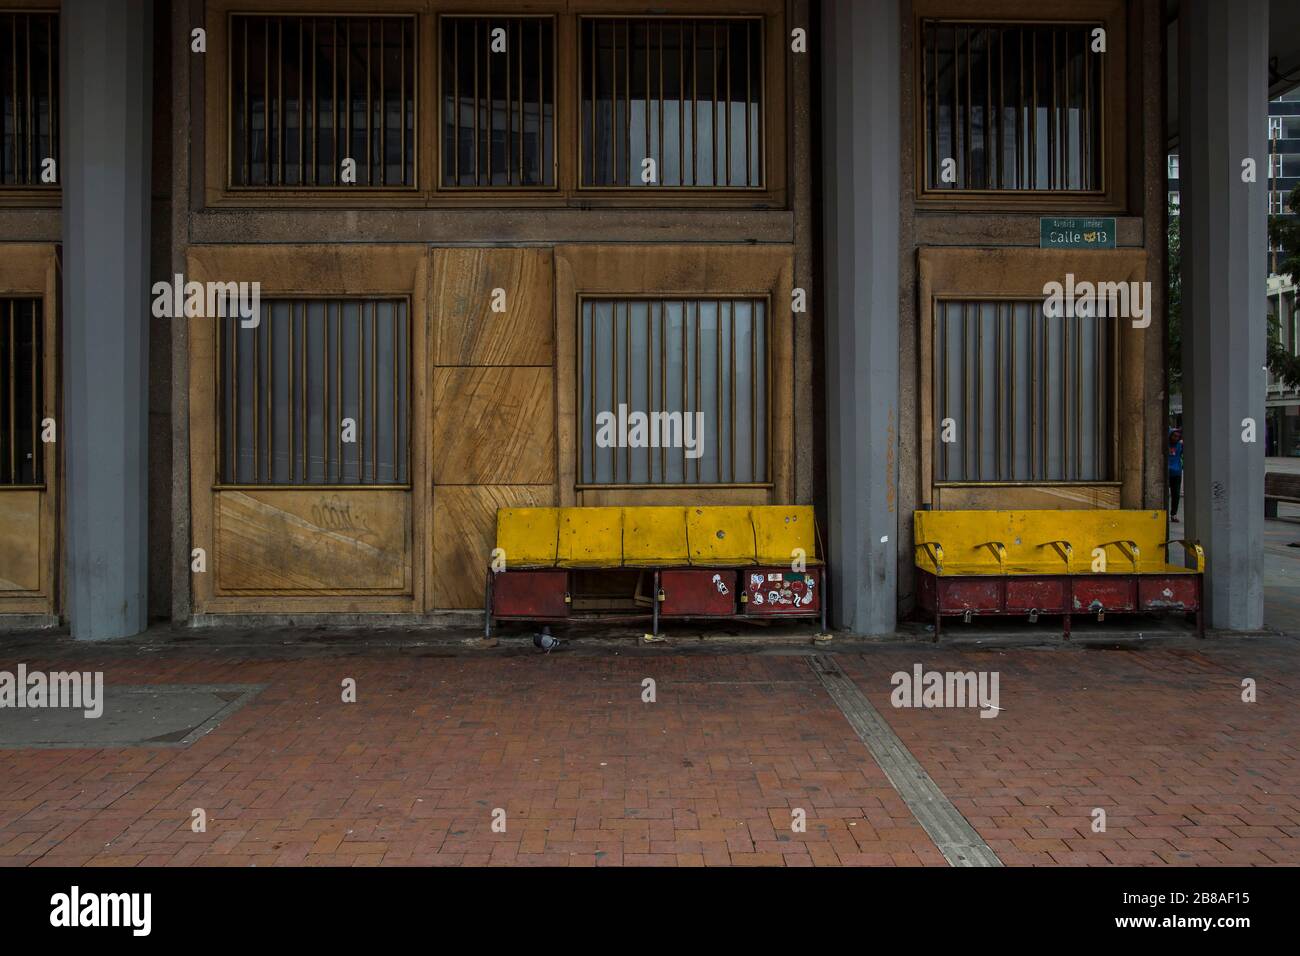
[
  {"xmin": 913, "ymin": 509, "xmax": 1204, "ymax": 639},
  {"xmin": 488, "ymin": 505, "xmax": 825, "ymax": 638}
]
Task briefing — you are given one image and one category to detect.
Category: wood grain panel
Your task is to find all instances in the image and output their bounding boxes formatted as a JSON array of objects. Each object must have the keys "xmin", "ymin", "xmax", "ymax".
[
  {"xmin": 433, "ymin": 367, "xmax": 555, "ymax": 484},
  {"xmin": 0, "ymin": 491, "xmax": 41, "ymax": 591},
  {"xmin": 432, "ymin": 248, "xmax": 554, "ymax": 366},
  {"xmin": 431, "ymin": 484, "xmax": 556, "ymax": 609},
  {"xmin": 215, "ymin": 489, "xmax": 410, "ymax": 593},
  {"xmin": 935, "ymin": 485, "xmax": 1122, "ymax": 511}
]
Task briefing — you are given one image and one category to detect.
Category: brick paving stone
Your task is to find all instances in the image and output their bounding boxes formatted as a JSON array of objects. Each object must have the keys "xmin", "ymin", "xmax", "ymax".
[{"xmin": 0, "ymin": 636, "xmax": 1295, "ymax": 867}]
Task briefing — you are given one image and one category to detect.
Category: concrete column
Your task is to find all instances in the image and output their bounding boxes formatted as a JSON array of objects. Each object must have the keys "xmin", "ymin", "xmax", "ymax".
[
  {"xmin": 820, "ymin": 0, "xmax": 900, "ymax": 634},
  {"xmin": 61, "ymin": 0, "xmax": 154, "ymax": 639},
  {"xmin": 1178, "ymin": 0, "xmax": 1267, "ymax": 630}
]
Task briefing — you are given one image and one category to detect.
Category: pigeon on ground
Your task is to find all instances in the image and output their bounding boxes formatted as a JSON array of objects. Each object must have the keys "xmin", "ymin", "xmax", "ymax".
[{"xmin": 533, "ymin": 627, "xmax": 562, "ymax": 653}]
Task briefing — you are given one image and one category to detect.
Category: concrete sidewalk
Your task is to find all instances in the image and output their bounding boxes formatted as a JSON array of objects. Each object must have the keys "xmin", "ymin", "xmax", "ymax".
[{"xmin": 0, "ymin": 627, "xmax": 1295, "ymax": 867}]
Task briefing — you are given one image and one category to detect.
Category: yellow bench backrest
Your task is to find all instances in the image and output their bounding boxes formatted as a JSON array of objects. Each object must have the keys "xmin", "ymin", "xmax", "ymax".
[
  {"xmin": 913, "ymin": 509, "xmax": 1197, "ymax": 575},
  {"xmin": 495, "ymin": 505, "xmax": 819, "ymax": 568}
]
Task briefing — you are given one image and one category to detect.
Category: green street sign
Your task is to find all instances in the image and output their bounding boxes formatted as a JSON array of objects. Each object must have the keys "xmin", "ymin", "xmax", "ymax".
[{"xmin": 1039, "ymin": 216, "xmax": 1117, "ymax": 249}]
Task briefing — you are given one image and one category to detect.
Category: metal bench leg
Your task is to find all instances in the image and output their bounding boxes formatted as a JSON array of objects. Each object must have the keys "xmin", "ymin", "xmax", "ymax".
[{"xmin": 652, "ymin": 569, "xmax": 660, "ymax": 639}]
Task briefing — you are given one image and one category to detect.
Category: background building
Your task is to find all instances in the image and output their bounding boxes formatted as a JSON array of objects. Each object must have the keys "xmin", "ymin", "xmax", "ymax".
[{"xmin": 1, "ymin": 0, "xmax": 1296, "ymax": 638}]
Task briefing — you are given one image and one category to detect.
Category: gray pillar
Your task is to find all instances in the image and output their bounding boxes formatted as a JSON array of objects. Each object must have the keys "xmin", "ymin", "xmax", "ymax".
[
  {"xmin": 1178, "ymin": 0, "xmax": 1267, "ymax": 630},
  {"xmin": 61, "ymin": 0, "xmax": 153, "ymax": 639},
  {"xmin": 820, "ymin": 0, "xmax": 900, "ymax": 634}
]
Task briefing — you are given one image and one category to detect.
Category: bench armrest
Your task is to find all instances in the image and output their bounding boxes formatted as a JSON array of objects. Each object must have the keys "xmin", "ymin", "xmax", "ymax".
[
  {"xmin": 1038, "ymin": 539, "xmax": 1074, "ymax": 572},
  {"xmin": 978, "ymin": 540, "xmax": 1007, "ymax": 570},
  {"xmin": 1160, "ymin": 539, "xmax": 1206, "ymax": 573},
  {"xmin": 915, "ymin": 542, "xmax": 944, "ymax": 573},
  {"xmin": 1100, "ymin": 539, "xmax": 1140, "ymax": 570}
]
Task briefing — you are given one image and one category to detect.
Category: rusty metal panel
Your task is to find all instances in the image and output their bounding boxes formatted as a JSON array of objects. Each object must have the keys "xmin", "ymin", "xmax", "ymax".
[
  {"xmin": 659, "ymin": 569, "xmax": 736, "ymax": 616},
  {"xmin": 1005, "ymin": 577, "xmax": 1068, "ymax": 612},
  {"xmin": 938, "ymin": 578, "xmax": 1002, "ymax": 613},
  {"xmin": 1138, "ymin": 575, "xmax": 1199, "ymax": 611},
  {"xmin": 742, "ymin": 567, "xmax": 821, "ymax": 615},
  {"xmin": 1072, "ymin": 576, "xmax": 1137, "ymax": 612},
  {"xmin": 492, "ymin": 570, "xmax": 570, "ymax": 618},
  {"xmin": 915, "ymin": 569, "xmax": 938, "ymax": 612}
]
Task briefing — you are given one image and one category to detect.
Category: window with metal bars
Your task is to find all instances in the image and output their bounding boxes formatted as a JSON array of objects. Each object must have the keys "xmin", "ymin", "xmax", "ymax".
[
  {"xmin": 579, "ymin": 298, "xmax": 768, "ymax": 486},
  {"xmin": 229, "ymin": 14, "xmax": 416, "ymax": 188},
  {"xmin": 439, "ymin": 15, "xmax": 555, "ymax": 188},
  {"xmin": 921, "ymin": 20, "xmax": 1104, "ymax": 192},
  {"xmin": 1, "ymin": 12, "xmax": 57, "ymax": 188},
  {"xmin": 0, "ymin": 298, "xmax": 42, "ymax": 486},
  {"xmin": 933, "ymin": 300, "xmax": 1113, "ymax": 482},
  {"xmin": 218, "ymin": 299, "xmax": 409, "ymax": 485},
  {"xmin": 580, "ymin": 17, "xmax": 764, "ymax": 188}
]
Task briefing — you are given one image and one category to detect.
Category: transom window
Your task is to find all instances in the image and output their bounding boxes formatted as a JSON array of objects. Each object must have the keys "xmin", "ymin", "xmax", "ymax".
[
  {"xmin": 218, "ymin": 298, "xmax": 410, "ymax": 485},
  {"xmin": 228, "ymin": 14, "xmax": 417, "ymax": 188},
  {"xmin": 0, "ymin": 298, "xmax": 43, "ymax": 486},
  {"xmin": 0, "ymin": 12, "xmax": 58, "ymax": 188},
  {"xmin": 579, "ymin": 297, "xmax": 768, "ymax": 486},
  {"xmin": 580, "ymin": 17, "xmax": 764, "ymax": 188},
  {"xmin": 439, "ymin": 15, "xmax": 555, "ymax": 188},
  {"xmin": 933, "ymin": 299, "xmax": 1113, "ymax": 482},
  {"xmin": 921, "ymin": 20, "xmax": 1104, "ymax": 192}
]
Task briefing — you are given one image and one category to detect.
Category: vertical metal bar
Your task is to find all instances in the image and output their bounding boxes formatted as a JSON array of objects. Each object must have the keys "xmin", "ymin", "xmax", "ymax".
[
  {"xmin": 659, "ymin": 301, "xmax": 666, "ymax": 481},
  {"xmin": 725, "ymin": 21, "xmax": 732, "ymax": 186},
  {"xmin": 379, "ymin": 18, "xmax": 386, "ymax": 186},
  {"xmin": 1049, "ymin": 28, "xmax": 1056, "ymax": 189},
  {"xmin": 985, "ymin": 27, "xmax": 992, "ymax": 188},
  {"xmin": 1074, "ymin": 313, "xmax": 1082, "ymax": 479},
  {"xmin": 486, "ymin": 17, "xmax": 493, "ymax": 185},
  {"xmin": 644, "ymin": 21, "xmax": 651, "ymax": 185},
  {"xmin": 252, "ymin": 303, "xmax": 260, "ymax": 480},
  {"xmin": 301, "ymin": 301, "xmax": 307, "ymax": 481},
  {"xmin": 453, "ymin": 19, "xmax": 460, "ymax": 185},
  {"xmin": 624, "ymin": 19, "xmax": 630, "ymax": 186},
  {"xmin": 505, "ymin": 19, "xmax": 512, "ymax": 185},
  {"xmin": 336, "ymin": 302, "xmax": 342, "ymax": 478},
  {"xmin": 10, "ymin": 17, "xmax": 19, "ymax": 183},
  {"xmin": 473, "ymin": 19, "xmax": 479, "ymax": 184},
  {"xmin": 333, "ymin": 20, "xmax": 339, "ymax": 184},
  {"xmin": 658, "ymin": 21, "xmax": 664, "ymax": 185},
  {"xmin": 288, "ymin": 302, "xmax": 295, "ymax": 481},
  {"xmin": 8, "ymin": 302, "xmax": 15, "ymax": 480},
  {"xmin": 750, "ymin": 299, "xmax": 757, "ymax": 482},
  {"xmin": 1083, "ymin": 26, "xmax": 1091, "ymax": 187},
  {"xmin": 624, "ymin": 301, "xmax": 631, "ymax": 482},
  {"xmin": 745, "ymin": 19, "xmax": 752, "ymax": 185},
  {"xmin": 1040, "ymin": 301, "xmax": 1047, "ymax": 477},
  {"xmin": 589, "ymin": 20, "xmax": 598, "ymax": 185},
  {"xmin": 356, "ymin": 304, "xmax": 364, "ymax": 480},
  {"xmin": 938, "ymin": 304, "xmax": 947, "ymax": 478},
  {"xmin": 277, "ymin": 18, "xmax": 284, "ymax": 185},
  {"xmin": 26, "ymin": 14, "xmax": 33, "ymax": 182},
  {"xmin": 682, "ymin": 300, "xmax": 688, "ymax": 482},
  {"xmin": 323, "ymin": 302, "xmax": 330, "ymax": 481},
  {"xmin": 679, "ymin": 21, "xmax": 685, "ymax": 186},
  {"xmin": 1062, "ymin": 302, "xmax": 1069, "ymax": 477},
  {"xmin": 1031, "ymin": 29, "xmax": 1037, "ymax": 189},
  {"xmin": 645, "ymin": 300, "xmax": 652, "ymax": 480},
  {"xmin": 693, "ymin": 302, "xmax": 701, "ymax": 482},
  {"xmin": 298, "ymin": 19, "xmax": 304, "ymax": 185},
  {"xmin": 728, "ymin": 303, "xmax": 736, "ymax": 481},
  {"xmin": 263, "ymin": 18, "xmax": 270, "ymax": 185},
  {"xmin": 692, "ymin": 21, "xmax": 698, "ymax": 185},
  {"xmin": 976, "ymin": 305, "xmax": 982, "ymax": 477},
  {"xmin": 1063, "ymin": 28, "xmax": 1070, "ymax": 188},
  {"xmin": 345, "ymin": 19, "xmax": 352, "ymax": 185},
  {"xmin": 365, "ymin": 19, "xmax": 372, "ymax": 185},
  {"xmin": 1028, "ymin": 304, "xmax": 1036, "ymax": 479},
  {"xmin": 311, "ymin": 19, "xmax": 317, "ymax": 185},
  {"xmin": 392, "ymin": 303, "xmax": 399, "ymax": 481},
  {"xmin": 538, "ymin": 18, "xmax": 545, "ymax": 185},
  {"xmin": 268, "ymin": 305, "xmax": 274, "ymax": 479},
  {"xmin": 401, "ymin": 19, "xmax": 409, "ymax": 184},
  {"xmin": 963, "ymin": 26, "xmax": 971, "ymax": 187},
  {"xmin": 1010, "ymin": 302, "xmax": 1016, "ymax": 475},
  {"xmin": 711, "ymin": 21, "xmax": 719, "ymax": 185},
  {"xmin": 995, "ymin": 303, "xmax": 1002, "ymax": 479},
  {"xmin": 611, "ymin": 302, "xmax": 620, "ymax": 482},
  {"xmin": 588, "ymin": 302, "xmax": 596, "ymax": 483},
  {"xmin": 30, "ymin": 304, "xmax": 38, "ymax": 482},
  {"xmin": 371, "ymin": 302, "xmax": 377, "ymax": 482},
  {"xmin": 517, "ymin": 18, "xmax": 524, "ymax": 184},
  {"xmin": 998, "ymin": 28, "xmax": 1004, "ymax": 188}
]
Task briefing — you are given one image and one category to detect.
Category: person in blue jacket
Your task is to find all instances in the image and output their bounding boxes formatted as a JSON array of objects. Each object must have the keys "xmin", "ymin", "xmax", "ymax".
[{"xmin": 1168, "ymin": 428, "xmax": 1184, "ymax": 522}]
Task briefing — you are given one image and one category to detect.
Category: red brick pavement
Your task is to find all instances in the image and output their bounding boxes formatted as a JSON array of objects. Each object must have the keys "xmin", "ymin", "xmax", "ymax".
[
  {"xmin": 837, "ymin": 643, "xmax": 1300, "ymax": 866},
  {"xmin": 0, "ymin": 638, "xmax": 1296, "ymax": 867}
]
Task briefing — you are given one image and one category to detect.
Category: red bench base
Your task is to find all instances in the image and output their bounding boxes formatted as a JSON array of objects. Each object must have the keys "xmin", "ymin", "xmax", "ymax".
[{"xmin": 915, "ymin": 570, "xmax": 1203, "ymax": 640}]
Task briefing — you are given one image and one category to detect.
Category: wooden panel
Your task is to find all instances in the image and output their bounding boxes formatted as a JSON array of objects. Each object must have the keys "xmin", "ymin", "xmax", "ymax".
[
  {"xmin": 432, "ymin": 485, "xmax": 556, "ymax": 609},
  {"xmin": 0, "ymin": 491, "xmax": 41, "ymax": 592},
  {"xmin": 432, "ymin": 248, "xmax": 554, "ymax": 366},
  {"xmin": 432, "ymin": 367, "xmax": 555, "ymax": 484},
  {"xmin": 188, "ymin": 245, "xmax": 429, "ymax": 615},
  {"xmin": 215, "ymin": 489, "xmax": 410, "ymax": 593},
  {"xmin": 935, "ymin": 485, "xmax": 1122, "ymax": 511}
]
